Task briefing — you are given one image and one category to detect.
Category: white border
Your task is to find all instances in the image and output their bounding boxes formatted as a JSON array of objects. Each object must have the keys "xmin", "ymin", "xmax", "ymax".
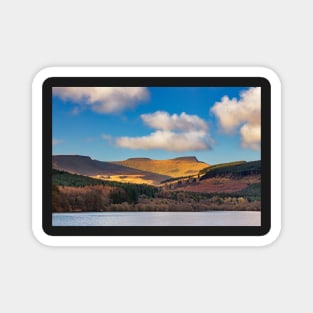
[{"xmin": 32, "ymin": 67, "xmax": 281, "ymax": 246}]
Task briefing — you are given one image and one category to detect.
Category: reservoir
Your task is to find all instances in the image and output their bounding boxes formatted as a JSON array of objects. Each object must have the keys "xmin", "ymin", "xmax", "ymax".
[{"xmin": 52, "ymin": 211, "xmax": 261, "ymax": 226}]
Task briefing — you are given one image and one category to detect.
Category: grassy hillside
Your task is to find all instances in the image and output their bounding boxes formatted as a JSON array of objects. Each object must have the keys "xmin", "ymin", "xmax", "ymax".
[
  {"xmin": 52, "ymin": 169, "xmax": 260, "ymax": 212},
  {"xmin": 160, "ymin": 160, "xmax": 255, "ymax": 185},
  {"xmin": 53, "ymin": 169, "xmax": 158, "ymax": 197},
  {"xmin": 114, "ymin": 156, "xmax": 209, "ymax": 177},
  {"xmin": 199, "ymin": 161, "xmax": 246, "ymax": 175},
  {"xmin": 52, "ymin": 155, "xmax": 170, "ymax": 184},
  {"xmin": 200, "ymin": 160, "xmax": 261, "ymax": 179},
  {"xmin": 53, "ymin": 169, "xmax": 105, "ymax": 187}
]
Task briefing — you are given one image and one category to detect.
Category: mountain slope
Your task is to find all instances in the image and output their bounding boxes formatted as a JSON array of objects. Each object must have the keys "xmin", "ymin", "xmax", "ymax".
[
  {"xmin": 162, "ymin": 160, "xmax": 261, "ymax": 196},
  {"xmin": 52, "ymin": 155, "xmax": 170, "ymax": 185},
  {"xmin": 113, "ymin": 156, "xmax": 209, "ymax": 177},
  {"xmin": 200, "ymin": 160, "xmax": 261, "ymax": 179}
]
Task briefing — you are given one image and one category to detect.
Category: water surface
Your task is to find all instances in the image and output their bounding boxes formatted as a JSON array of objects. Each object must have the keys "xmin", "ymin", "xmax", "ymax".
[{"xmin": 52, "ymin": 211, "xmax": 261, "ymax": 226}]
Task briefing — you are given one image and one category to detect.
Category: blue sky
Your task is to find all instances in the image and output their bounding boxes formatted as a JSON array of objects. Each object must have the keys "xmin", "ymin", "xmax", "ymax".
[{"xmin": 52, "ymin": 86, "xmax": 261, "ymax": 165}]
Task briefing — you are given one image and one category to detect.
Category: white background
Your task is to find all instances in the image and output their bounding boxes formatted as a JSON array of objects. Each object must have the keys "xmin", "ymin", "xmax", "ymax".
[{"xmin": 0, "ymin": 1, "xmax": 311, "ymax": 312}]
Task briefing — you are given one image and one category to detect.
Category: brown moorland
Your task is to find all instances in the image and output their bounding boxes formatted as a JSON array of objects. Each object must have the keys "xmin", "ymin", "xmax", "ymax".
[{"xmin": 170, "ymin": 175, "xmax": 261, "ymax": 193}]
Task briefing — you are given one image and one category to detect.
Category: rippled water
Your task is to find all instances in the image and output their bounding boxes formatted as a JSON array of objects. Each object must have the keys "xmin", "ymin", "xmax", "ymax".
[{"xmin": 52, "ymin": 211, "xmax": 261, "ymax": 226}]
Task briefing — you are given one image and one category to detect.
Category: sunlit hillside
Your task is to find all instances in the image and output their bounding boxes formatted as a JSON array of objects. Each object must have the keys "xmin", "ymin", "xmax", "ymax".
[{"xmin": 113, "ymin": 156, "xmax": 209, "ymax": 177}]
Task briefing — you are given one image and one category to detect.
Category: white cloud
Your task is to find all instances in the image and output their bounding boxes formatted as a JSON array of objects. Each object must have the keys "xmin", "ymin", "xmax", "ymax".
[
  {"xmin": 141, "ymin": 111, "xmax": 208, "ymax": 131},
  {"xmin": 53, "ymin": 87, "xmax": 149, "ymax": 114},
  {"xmin": 52, "ymin": 138, "xmax": 64, "ymax": 145},
  {"xmin": 116, "ymin": 111, "xmax": 213, "ymax": 152},
  {"xmin": 210, "ymin": 87, "xmax": 261, "ymax": 150},
  {"xmin": 240, "ymin": 123, "xmax": 261, "ymax": 150}
]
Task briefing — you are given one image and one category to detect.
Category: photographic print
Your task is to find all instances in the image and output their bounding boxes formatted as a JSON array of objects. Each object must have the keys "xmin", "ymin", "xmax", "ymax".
[
  {"xmin": 51, "ymin": 85, "xmax": 262, "ymax": 227},
  {"xmin": 32, "ymin": 67, "xmax": 281, "ymax": 245}
]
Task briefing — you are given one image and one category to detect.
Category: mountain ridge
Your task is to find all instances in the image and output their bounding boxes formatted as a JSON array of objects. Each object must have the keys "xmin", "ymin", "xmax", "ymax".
[
  {"xmin": 52, "ymin": 155, "xmax": 171, "ymax": 185},
  {"xmin": 113, "ymin": 156, "xmax": 209, "ymax": 177},
  {"xmin": 52, "ymin": 154, "xmax": 210, "ymax": 184}
]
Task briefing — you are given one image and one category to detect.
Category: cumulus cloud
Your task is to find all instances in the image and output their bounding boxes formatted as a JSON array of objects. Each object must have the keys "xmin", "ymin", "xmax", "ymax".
[
  {"xmin": 141, "ymin": 111, "xmax": 208, "ymax": 131},
  {"xmin": 116, "ymin": 111, "xmax": 213, "ymax": 152},
  {"xmin": 53, "ymin": 87, "xmax": 149, "ymax": 114},
  {"xmin": 210, "ymin": 87, "xmax": 261, "ymax": 150}
]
